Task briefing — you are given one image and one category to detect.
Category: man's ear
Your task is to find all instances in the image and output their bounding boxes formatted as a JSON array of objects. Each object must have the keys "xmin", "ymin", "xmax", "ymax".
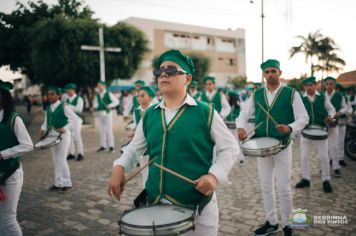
[
  {"xmin": 186, "ymin": 74, "xmax": 193, "ymax": 84},
  {"xmin": 279, "ymin": 70, "xmax": 283, "ymax": 76}
]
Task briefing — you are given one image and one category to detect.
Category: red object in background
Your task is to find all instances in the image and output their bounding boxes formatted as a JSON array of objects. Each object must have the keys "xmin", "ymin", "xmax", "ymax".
[{"xmin": 0, "ymin": 187, "xmax": 6, "ymax": 201}]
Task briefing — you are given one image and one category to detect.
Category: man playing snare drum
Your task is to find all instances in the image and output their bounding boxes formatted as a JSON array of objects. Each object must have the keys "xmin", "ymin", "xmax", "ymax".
[
  {"xmin": 236, "ymin": 59, "xmax": 308, "ymax": 236},
  {"xmin": 40, "ymin": 86, "xmax": 80, "ymax": 193},
  {"xmin": 108, "ymin": 49, "xmax": 238, "ymax": 236},
  {"xmin": 295, "ymin": 76, "xmax": 335, "ymax": 193}
]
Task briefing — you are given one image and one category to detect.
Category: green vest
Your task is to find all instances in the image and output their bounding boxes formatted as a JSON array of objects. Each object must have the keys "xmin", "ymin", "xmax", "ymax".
[
  {"xmin": 142, "ymin": 102, "xmax": 215, "ymax": 209},
  {"xmin": 96, "ymin": 92, "xmax": 112, "ymax": 113},
  {"xmin": 201, "ymin": 91, "xmax": 222, "ymax": 113},
  {"xmin": 302, "ymin": 93, "xmax": 328, "ymax": 127},
  {"xmin": 134, "ymin": 108, "xmax": 143, "ymax": 125},
  {"xmin": 328, "ymin": 91, "xmax": 343, "ymax": 112},
  {"xmin": 67, "ymin": 95, "xmax": 79, "ymax": 106},
  {"xmin": 46, "ymin": 102, "xmax": 68, "ymax": 129},
  {"xmin": 225, "ymin": 106, "xmax": 240, "ymax": 122},
  {"xmin": 130, "ymin": 95, "xmax": 139, "ymax": 113},
  {"xmin": 254, "ymin": 86, "xmax": 295, "ymax": 145},
  {"xmin": 0, "ymin": 112, "xmax": 21, "ymax": 173}
]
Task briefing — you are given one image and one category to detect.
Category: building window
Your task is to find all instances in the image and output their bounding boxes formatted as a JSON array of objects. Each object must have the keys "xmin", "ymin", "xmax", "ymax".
[{"xmin": 229, "ymin": 58, "xmax": 236, "ymax": 66}]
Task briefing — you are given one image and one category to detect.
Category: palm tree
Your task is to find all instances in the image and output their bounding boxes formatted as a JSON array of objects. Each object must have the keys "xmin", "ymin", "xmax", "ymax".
[
  {"xmin": 289, "ymin": 30, "xmax": 323, "ymax": 76},
  {"xmin": 289, "ymin": 31, "xmax": 345, "ymax": 77}
]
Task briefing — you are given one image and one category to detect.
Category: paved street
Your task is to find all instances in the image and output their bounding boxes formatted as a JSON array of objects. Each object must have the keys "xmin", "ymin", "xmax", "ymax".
[{"xmin": 17, "ymin": 106, "xmax": 356, "ymax": 236}]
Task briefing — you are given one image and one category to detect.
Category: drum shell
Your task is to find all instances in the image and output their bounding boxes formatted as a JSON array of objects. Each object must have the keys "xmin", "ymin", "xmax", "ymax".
[
  {"xmin": 240, "ymin": 137, "xmax": 282, "ymax": 157},
  {"xmin": 301, "ymin": 128, "xmax": 328, "ymax": 140},
  {"xmin": 224, "ymin": 121, "xmax": 236, "ymax": 129},
  {"xmin": 328, "ymin": 119, "xmax": 338, "ymax": 128},
  {"xmin": 338, "ymin": 117, "xmax": 348, "ymax": 126},
  {"xmin": 118, "ymin": 205, "xmax": 195, "ymax": 236}
]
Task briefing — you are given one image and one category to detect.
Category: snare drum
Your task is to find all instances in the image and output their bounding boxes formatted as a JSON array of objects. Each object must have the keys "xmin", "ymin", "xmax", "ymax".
[
  {"xmin": 240, "ymin": 137, "xmax": 282, "ymax": 157},
  {"xmin": 328, "ymin": 118, "xmax": 338, "ymax": 128},
  {"xmin": 34, "ymin": 130, "xmax": 61, "ymax": 150},
  {"xmin": 119, "ymin": 205, "xmax": 195, "ymax": 236},
  {"xmin": 224, "ymin": 121, "xmax": 236, "ymax": 129},
  {"xmin": 302, "ymin": 125, "xmax": 328, "ymax": 140}
]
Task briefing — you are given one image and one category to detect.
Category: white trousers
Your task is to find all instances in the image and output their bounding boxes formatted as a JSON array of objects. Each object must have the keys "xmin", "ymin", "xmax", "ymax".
[
  {"xmin": 327, "ymin": 127, "xmax": 340, "ymax": 170},
  {"xmin": 99, "ymin": 113, "xmax": 114, "ymax": 148},
  {"xmin": 0, "ymin": 167, "xmax": 23, "ymax": 236},
  {"xmin": 51, "ymin": 130, "xmax": 72, "ymax": 187},
  {"xmin": 181, "ymin": 193, "xmax": 219, "ymax": 236},
  {"xmin": 300, "ymin": 136, "xmax": 330, "ymax": 181},
  {"xmin": 69, "ymin": 122, "xmax": 84, "ymax": 155},
  {"xmin": 338, "ymin": 125, "xmax": 346, "ymax": 161},
  {"xmin": 257, "ymin": 145, "xmax": 293, "ymax": 227}
]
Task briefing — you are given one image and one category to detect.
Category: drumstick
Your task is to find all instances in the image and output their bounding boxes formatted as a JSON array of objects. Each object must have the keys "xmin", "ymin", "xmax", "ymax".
[
  {"xmin": 124, "ymin": 156, "xmax": 157, "ymax": 184},
  {"xmin": 245, "ymin": 121, "xmax": 263, "ymax": 138},
  {"xmin": 153, "ymin": 163, "xmax": 196, "ymax": 185},
  {"xmin": 256, "ymin": 102, "xmax": 279, "ymax": 126}
]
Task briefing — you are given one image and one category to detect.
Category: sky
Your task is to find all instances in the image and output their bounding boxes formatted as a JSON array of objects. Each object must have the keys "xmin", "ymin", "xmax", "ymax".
[{"xmin": 1, "ymin": 0, "xmax": 356, "ymax": 82}]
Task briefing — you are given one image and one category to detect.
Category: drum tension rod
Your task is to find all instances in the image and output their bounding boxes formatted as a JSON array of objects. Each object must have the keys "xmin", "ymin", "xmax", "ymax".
[{"xmin": 152, "ymin": 221, "xmax": 156, "ymax": 236}]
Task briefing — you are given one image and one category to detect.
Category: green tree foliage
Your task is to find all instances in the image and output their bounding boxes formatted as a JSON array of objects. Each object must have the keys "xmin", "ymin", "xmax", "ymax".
[
  {"xmin": 0, "ymin": 0, "xmax": 148, "ymax": 89},
  {"xmin": 289, "ymin": 30, "xmax": 345, "ymax": 76},
  {"xmin": 227, "ymin": 75, "xmax": 248, "ymax": 89}
]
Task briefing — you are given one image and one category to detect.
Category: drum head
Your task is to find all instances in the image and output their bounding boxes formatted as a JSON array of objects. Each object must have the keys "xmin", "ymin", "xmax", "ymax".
[
  {"xmin": 242, "ymin": 137, "xmax": 280, "ymax": 149},
  {"xmin": 302, "ymin": 129, "xmax": 328, "ymax": 136},
  {"xmin": 121, "ymin": 205, "xmax": 194, "ymax": 227},
  {"xmin": 34, "ymin": 136, "xmax": 59, "ymax": 149}
]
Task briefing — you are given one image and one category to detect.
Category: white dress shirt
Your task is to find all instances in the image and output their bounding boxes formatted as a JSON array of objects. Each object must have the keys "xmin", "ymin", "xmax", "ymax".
[
  {"xmin": 41, "ymin": 100, "xmax": 81, "ymax": 131},
  {"xmin": 0, "ymin": 109, "xmax": 33, "ymax": 159},
  {"xmin": 302, "ymin": 91, "xmax": 335, "ymax": 116},
  {"xmin": 93, "ymin": 90, "xmax": 120, "ymax": 110},
  {"xmin": 203, "ymin": 90, "xmax": 231, "ymax": 119},
  {"xmin": 114, "ymin": 94, "xmax": 239, "ymax": 184},
  {"xmin": 66, "ymin": 94, "xmax": 84, "ymax": 114},
  {"xmin": 236, "ymin": 84, "xmax": 309, "ymax": 134},
  {"xmin": 325, "ymin": 90, "xmax": 347, "ymax": 114}
]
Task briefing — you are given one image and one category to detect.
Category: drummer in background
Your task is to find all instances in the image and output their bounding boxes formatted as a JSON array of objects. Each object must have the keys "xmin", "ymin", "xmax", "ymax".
[
  {"xmin": 225, "ymin": 91, "xmax": 240, "ymax": 139},
  {"xmin": 295, "ymin": 76, "xmax": 335, "ymax": 193},
  {"xmin": 188, "ymin": 80, "xmax": 200, "ymax": 100},
  {"xmin": 123, "ymin": 80, "xmax": 145, "ymax": 121},
  {"xmin": 92, "ymin": 81, "xmax": 119, "ymax": 153},
  {"xmin": 336, "ymin": 83, "xmax": 352, "ymax": 167},
  {"xmin": 200, "ymin": 76, "xmax": 231, "ymax": 119},
  {"xmin": 133, "ymin": 86, "xmax": 156, "ymax": 187},
  {"xmin": 108, "ymin": 49, "xmax": 238, "ymax": 236},
  {"xmin": 236, "ymin": 59, "xmax": 309, "ymax": 236},
  {"xmin": 0, "ymin": 80, "xmax": 33, "ymax": 236},
  {"xmin": 345, "ymin": 86, "xmax": 356, "ymax": 112},
  {"xmin": 323, "ymin": 77, "xmax": 347, "ymax": 174},
  {"xmin": 64, "ymin": 83, "xmax": 84, "ymax": 161},
  {"xmin": 40, "ymin": 86, "xmax": 79, "ymax": 193}
]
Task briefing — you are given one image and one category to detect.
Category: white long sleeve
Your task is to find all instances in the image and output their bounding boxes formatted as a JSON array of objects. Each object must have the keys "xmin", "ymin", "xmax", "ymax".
[
  {"xmin": 0, "ymin": 112, "xmax": 33, "ymax": 159},
  {"xmin": 114, "ymin": 95, "xmax": 238, "ymax": 184},
  {"xmin": 67, "ymin": 95, "xmax": 84, "ymax": 113},
  {"xmin": 219, "ymin": 93, "xmax": 232, "ymax": 119},
  {"xmin": 324, "ymin": 97, "xmax": 336, "ymax": 116}
]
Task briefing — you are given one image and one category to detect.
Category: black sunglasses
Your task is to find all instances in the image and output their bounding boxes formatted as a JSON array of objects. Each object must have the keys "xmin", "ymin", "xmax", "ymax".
[{"xmin": 153, "ymin": 66, "xmax": 187, "ymax": 77}]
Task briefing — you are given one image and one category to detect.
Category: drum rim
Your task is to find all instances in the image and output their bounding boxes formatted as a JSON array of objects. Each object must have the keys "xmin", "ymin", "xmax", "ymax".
[
  {"xmin": 241, "ymin": 137, "xmax": 282, "ymax": 150},
  {"xmin": 119, "ymin": 205, "xmax": 195, "ymax": 230},
  {"xmin": 301, "ymin": 127, "xmax": 328, "ymax": 140}
]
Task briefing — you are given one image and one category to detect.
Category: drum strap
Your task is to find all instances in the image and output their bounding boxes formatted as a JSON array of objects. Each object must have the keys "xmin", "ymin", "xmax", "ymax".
[
  {"xmin": 0, "ymin": 160, "xmax": 20, "ymax": 186},
  {"xmin": 133, "ymin": 189, "xmax": 147, "ymax": 208},
  {"xmin": 197, "ymin": 194, "xmax": 212, "ymax": 215}
]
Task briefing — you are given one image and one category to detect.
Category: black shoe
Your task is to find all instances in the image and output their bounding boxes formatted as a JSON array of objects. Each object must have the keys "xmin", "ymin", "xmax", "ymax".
[
  {"xmin": 283, "ymin": 226, "xmax": 292, "ymax": 236},
  {"xmin": 48, "ymin": 185, "xmax": 61, "ymax": 191},
  {"xmin": 334, "ymin": 169, "xmax": 342, "ymax": 178},
  {"xmin": 254, "ymin": 221, "xmax": 279, "ymax": 235},
  {"xmin": 76, "ymin": 154, "xmax": 84, "ymax": 161},
  {"xmin": 59, "ymin": 186, "xmax": 72, "ymax": 193},
  {"xmin": 339, "ymin": 160, "xmax": 347, "ymax": 167},
  {"xmin": 97, "ymin": 147, "xmax": 106, "ymax": 153},
  {"xmin": 240, "ymin": 160, "xmax": 244, "ymax": 164},
  {"xmin": 295, "ymin": 178, "xmax": 310, "ymax": 188},
  {"xmin": 323, "ymin": 181, "xmax": 333, "ymax": 193},
  {"xmin": 109, "ymin": 147, "xmax": 115, "ymax": 153},
  {"xmin": 67, "ymin": 154, "xmax": 75, "ymax": 160},
  {"xmin": 330, "ymin": 159, "xmax": 332, "ymax": 165}
]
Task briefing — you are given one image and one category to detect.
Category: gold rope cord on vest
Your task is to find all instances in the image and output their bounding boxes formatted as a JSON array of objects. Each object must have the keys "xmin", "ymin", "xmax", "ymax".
[
  {"xmin": 207, "ymin": 103, "xmax": 213, "ymax": 128},
  {"xmin": 256, "ymin": 102, "xmax": 279, "ymax": 126},
  {"xmin": 167, "ymin": 105, "xmax": 188, "ymax": 131}
]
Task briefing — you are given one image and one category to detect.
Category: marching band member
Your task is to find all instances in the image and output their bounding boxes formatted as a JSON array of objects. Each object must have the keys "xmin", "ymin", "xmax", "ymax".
[
  {"xmin": 236, "ymin": 59, "xmax": 309, "ymax": 236},
  {"xmin": 188, "ymin": 80, "xmax": 201, "ymax": 100},
  {"xmin": 64, "ymin": 83, "xmax": 84, "ymax": 161},
  {"xmin": 0, "ymin": 80, "xmax": 33, "ymax": 236},
  {"xmin": 40, "ymin": 86, "xmax": 79, "ymax": 193},
  {"xmin": 123, "ymin": 80, "xmax": 145, "ymax": 121},
  {"xmin": 108, "ymin": 49, "xmax": 238, "ymax": 236},
  {"xmin": 200, "ymin": 76, "xmax": 231, "ymax": 119},
  {"xmin": 295, "ymin": 76, "xmax": 335, "ymax": 193},
  {"xmin": 323, "ymin": 77, "xmax": 347, "ymax": 176},
  {"xmin": 93, "ymin": 81, "xmax": 119, "ymax": 153}
]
